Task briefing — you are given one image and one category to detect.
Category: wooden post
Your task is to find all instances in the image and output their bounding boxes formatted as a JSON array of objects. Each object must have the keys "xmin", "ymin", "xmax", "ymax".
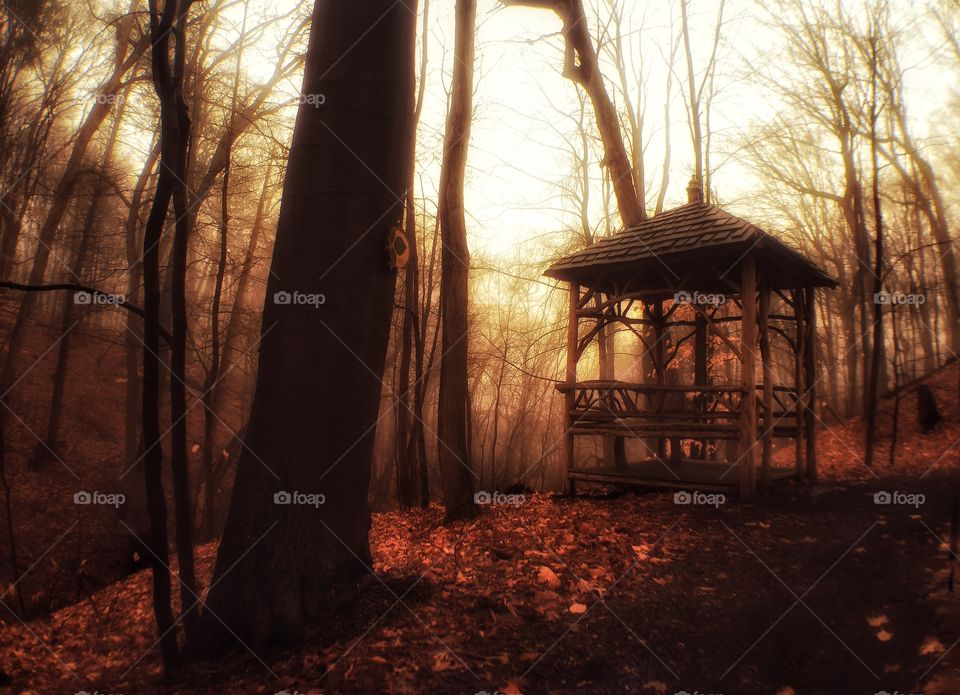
[
  {"xmin": 739, "ymin": 257, "xmax": 758, "ymax": 500},
  {"xmin": 694, "ymin": 311, "xmax": 708, "ymax": 459},
  {"xmin": 793, "ymin": 289, "xmax": 806, "ymax": 482},
  {"xmin": 653, "ymin": 301, "xmax": 667, "ymax": 462},
  {"xmin": 564, "ymin": 283, "xmax": 579, "ymax": 495},
  {"xmin": 597, "ymin": 306, "xmax": 619, "ymax": 468},
  {"xmin": 805, "ymin": 286, "xmax": 818, "ymax": 482},
  {"xmin": 759, "ymin": 280, "xmax": 773, "ymax": 492}
]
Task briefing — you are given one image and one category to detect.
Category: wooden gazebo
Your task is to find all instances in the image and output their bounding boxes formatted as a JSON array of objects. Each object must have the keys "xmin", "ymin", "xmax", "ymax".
[{"xmin": 545, "ymin": 183, "xmax": 836, "ymax": 499}]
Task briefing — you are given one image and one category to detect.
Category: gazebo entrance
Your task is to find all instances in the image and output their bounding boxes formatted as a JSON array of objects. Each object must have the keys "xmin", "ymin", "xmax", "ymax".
[{"xmin": 545, "ymin": 183, "xmax": 836, "ymax": 499}]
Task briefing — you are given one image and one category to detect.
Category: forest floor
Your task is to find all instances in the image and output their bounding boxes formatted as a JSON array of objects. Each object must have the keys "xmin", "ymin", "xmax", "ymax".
[{"xmin": 3, "ymin": 336, "xmax": 960, "ymax": 693}]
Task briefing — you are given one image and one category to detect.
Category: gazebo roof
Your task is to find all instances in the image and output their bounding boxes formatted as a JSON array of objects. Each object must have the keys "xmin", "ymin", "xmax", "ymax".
[{"xmin": 544, "ymin": 201, "xmax": 836, "ymax": 295}]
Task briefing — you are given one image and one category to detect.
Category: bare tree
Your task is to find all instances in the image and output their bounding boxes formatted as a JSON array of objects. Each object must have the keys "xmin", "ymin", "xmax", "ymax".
[{"xmin": 438, "ymin": 0, "xmax": 478, "ymax": 519}]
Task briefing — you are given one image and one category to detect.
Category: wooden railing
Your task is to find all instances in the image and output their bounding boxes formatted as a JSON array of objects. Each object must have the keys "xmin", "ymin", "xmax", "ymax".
[{"xmin": 556, "ymin": 381, "xmax": 800, "ymax": 439}]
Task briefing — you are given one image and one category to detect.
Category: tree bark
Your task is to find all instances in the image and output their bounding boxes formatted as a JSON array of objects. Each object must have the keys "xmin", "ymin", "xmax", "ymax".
[
  {"xmin": 195, "ymin": 0, "xmax": 415, "ymax": 651},
  {"xmin": 437, "ymin": 0, "xmax": 478, "ymax": 520}
]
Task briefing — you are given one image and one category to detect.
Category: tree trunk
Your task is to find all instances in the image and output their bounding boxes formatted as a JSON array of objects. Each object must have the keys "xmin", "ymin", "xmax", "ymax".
[
  {"xmin": 195, "ymin": 0, "xmax": 415, "ymax": 651},
  {"xmin": 120, "ymin": 136, "xmax": 158, "ymax": 570},
  {"xmin": 164, "ymin": 2, "xmax": 200, "ymax": 642},
  {"xmin": 141, "ymin": 0, "xmax": 181, "ymax": 671},
  {"xmin": 437, "ymin": 0, "xmax": 478, "ymax": 520},
  {"xmin": 396, "ymin": 0, "xmax": 428, "ymax": 509},
  {"xmin": 864, "ymin": 51, "xmax": 884, "ymax": 468}
]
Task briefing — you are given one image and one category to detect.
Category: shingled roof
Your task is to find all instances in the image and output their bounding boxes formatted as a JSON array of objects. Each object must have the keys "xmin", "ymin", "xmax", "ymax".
[{"xmin": 544, "ymin": 201, "xmax": 836, "ymax": 294}]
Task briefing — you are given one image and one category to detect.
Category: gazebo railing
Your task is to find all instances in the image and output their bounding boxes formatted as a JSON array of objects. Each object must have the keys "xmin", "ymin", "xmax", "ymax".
[{"xmin": 556, "ymin": 380, "xmax": 801, "ymax": 439}]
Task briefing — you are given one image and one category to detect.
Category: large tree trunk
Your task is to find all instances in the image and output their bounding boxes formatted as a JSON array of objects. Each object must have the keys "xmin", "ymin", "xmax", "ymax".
[
  {"xmin": 437, "ymin": 0, "xmax": 478, "ymax": 520},
  {"xmin": 195, "ymin": 0, "xmax": 415, "ymax": 651}
]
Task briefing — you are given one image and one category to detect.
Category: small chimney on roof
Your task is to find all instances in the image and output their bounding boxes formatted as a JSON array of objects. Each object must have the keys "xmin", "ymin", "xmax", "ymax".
[{"xmin": 687, "ymin": 175, "xmax": 703, "ymax": 204}]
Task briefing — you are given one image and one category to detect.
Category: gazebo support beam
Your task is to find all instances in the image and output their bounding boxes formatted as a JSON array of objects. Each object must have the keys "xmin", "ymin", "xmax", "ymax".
[
  {"xmin": 565, "ymin": 283, "xmax": 580, "ymax": 495},
  {"xmin": 694, "ymin": 312, "xmax": 708, "ymax": 459},
  {"xmin": 652, "ymin": 301, "xmax": 667, "ymax": 461},
  {"xmin": 759, "ymin": 279, "xmax": 773, "ymax": 492},
  {"xmin": 805, "ymin": 286, "xmax": 818, "ymax": 482},
  {"xmin": 793, "ymin": 288, "xmax": 806, "ymax": 482},
  {"xmin": 739, "ymin": 256, "xmax": 758, "ymax": 500}
]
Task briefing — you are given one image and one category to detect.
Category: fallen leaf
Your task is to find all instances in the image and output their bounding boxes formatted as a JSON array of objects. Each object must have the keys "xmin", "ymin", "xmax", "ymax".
[
  {"xmin": 537, "ymin": 566, "xmax": 561, "ymax": 589},
  {"xmin": 432, "ymin": 652, "xmax": 454, "ymax": 672},
  {"xmin": 569, "ymin": 602, "xmax": 588, "ymax": 614}
]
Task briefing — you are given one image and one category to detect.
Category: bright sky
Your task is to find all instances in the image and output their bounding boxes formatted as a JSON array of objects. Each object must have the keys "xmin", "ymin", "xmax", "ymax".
[{"xmin": 236, "ymin": 0, "xmax": 950, "ymax": 261}]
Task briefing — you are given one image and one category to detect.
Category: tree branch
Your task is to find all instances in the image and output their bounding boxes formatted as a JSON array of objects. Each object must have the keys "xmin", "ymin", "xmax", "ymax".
[{"xmin": 0, "ymin": 280, "xmax": 172, "ymax": 344}]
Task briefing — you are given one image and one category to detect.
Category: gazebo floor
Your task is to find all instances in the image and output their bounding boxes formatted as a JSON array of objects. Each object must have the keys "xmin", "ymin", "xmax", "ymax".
[{"xmin": 568, "ymin": 458, "xmax": 795, "ymax": 493}]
